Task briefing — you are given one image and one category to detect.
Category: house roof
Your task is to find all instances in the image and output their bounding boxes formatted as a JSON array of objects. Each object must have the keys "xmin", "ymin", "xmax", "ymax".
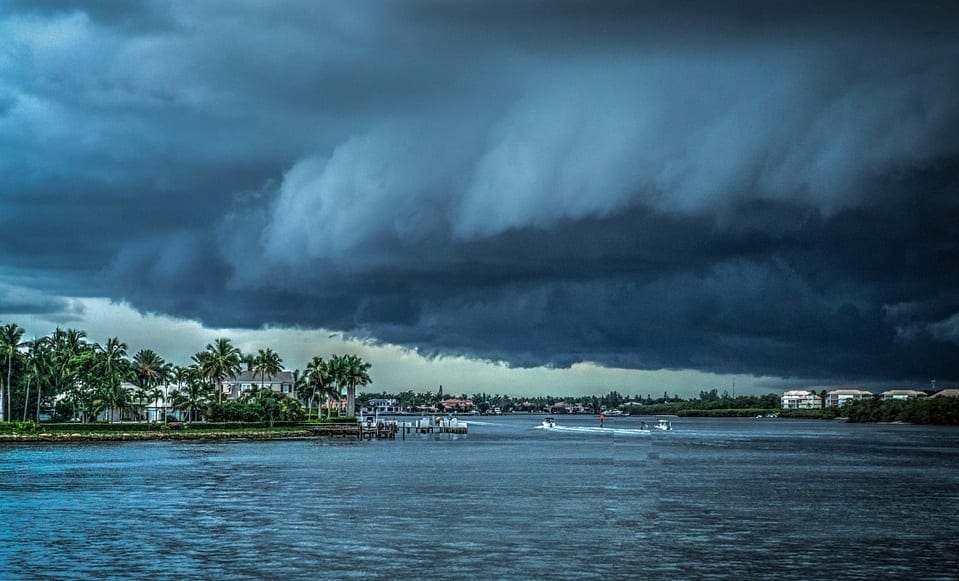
[
  {"xmin": 230, "ymin": 370, "xmax": 294, "ymax": 383},
  {"xmin": 931, "ymin": 389, "xmax": 959, "ymax": 398},
  {"xmin": 827, "ymin": 389, "xmax": 873, "ymax": 396},
  {"xmin": 881, "ymin": 389, "xmax": 927, "ymax": 397}
]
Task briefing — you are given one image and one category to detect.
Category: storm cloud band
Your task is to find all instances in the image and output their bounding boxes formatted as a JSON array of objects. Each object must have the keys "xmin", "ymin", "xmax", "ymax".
[{"xmin": 1, "ymin": 1, "xmax": 958, "ymax": 383}]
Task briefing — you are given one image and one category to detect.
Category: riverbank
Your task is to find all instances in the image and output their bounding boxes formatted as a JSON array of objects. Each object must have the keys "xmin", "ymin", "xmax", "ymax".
[{"xmin": 0, "ymin": 427, "xmax": 313, "ymax": 442}]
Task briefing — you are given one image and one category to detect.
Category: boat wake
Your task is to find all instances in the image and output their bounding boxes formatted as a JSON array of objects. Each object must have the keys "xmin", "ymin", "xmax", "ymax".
[{"xmin": 537, "ymin": 425, "xmax": 651, "ymax": 436}]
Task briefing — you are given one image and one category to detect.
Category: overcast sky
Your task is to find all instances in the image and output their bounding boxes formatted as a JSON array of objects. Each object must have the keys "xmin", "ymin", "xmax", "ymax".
[{"xmin": 1, "ymin": 1, "xmax": 957, "ymax": 396}]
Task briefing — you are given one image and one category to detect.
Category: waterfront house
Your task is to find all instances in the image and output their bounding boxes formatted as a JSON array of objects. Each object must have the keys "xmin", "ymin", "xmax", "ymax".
[
  {"xmin": 824, "ymin": 388, "xmax": 874, "ymax": 407},
  {"xmin": 320, "ymin": 398, "xmax": 350, "ymax": 415},
  {"xmin": 931, "ymin": 388, "xmax": 959, "ymax": 398},
  {"xmin": 780, "ymin": 390, "xmax": 822, "ymax": 409},
  {"xmin": 513, "ymin": 401, "xmax": 536, "ymax": 412},
  {"xmin": 360, "ymin": 398, "xmax": 403, "ymax": 416},
  {"xmin": 440, "ymin": 398, "xmax": 474, "ymax": 412},
  {"xmin": 93, "ymin": 382, "xmax": 144, "ymax": 422},
  {"xmin": 224, "ymin": 370, "xmax": 295, "ymax": 400},
  {"xmin": 881, "ymin": 389, "xmax": 928, "ymax": 401}
]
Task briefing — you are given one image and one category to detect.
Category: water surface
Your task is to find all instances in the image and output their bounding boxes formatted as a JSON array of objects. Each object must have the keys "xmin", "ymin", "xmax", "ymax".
[{"xmin": 2, "ymin": 416, "xmax": 957, "ymax": 579}]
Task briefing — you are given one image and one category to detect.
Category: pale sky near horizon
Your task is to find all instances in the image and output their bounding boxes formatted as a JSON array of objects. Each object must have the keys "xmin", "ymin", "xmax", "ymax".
[{"xmin": 3, "ymin": 298, "xmax": 784, "ymax": 398}]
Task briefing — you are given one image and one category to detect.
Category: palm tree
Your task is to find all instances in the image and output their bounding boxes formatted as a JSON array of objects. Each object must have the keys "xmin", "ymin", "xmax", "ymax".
[
  {"xmin": 340, "ymin": 354, "xmax": 371, "ymax": 417},
  {"xmin": 27, "ymin": 336, "xmax": 54, "ymax": 421},
  {"xmin": 168, "ymin": 364, "xmax": 190, "ymax": 421},
  {"xmin": 49, "ymin": 328, "xmax": 88, "ymax": 411},
  {"xmin": 66, "ymin": 348, "xmax": 100, "ymax": 422},
  {"xmin": 148, "ymin": 386, "xmax": 165, "ymax": 422},
  {"xmin": 0, "ymin": 322, "xmax": 26, "ymax": 422},
  {"xmin": 133, "ymin": 349, "xmax": 167, "ymax": 390},
  {"xmin": 292, "ymin": 369, "xmax": 311, "ymax": 418},
  {"xmin": 200, "ymin": 338, "xmax": 242, "ymax": 404},
  {"xmin": 241, "ymin": 352, "xmax": 256, "ymax": 373},
  {"xmin": 23, "ymin": 336, "xmax": 55, "ymax": 421},
  {"xmin": 98, "ymin": 380, "xmax": 133, "ymax": 424},
  {"xmin": 305, "ymin": 356, "xmax": 329, "ymax": 418},
  {"xmin": 325, "ymin": 355, "xmax": 346, "ymax": 418},
  {"xmin": 133, "ymin": 349, "xmax": 170, "ymax": 420},
  {"xmin": 95, "ymin": 338, "xmax": 130, "ymax": 422},
  {"xmin": 253, "ymin": 348, "xmax": 283, "ymax": 392},
  {"xmin": 170, "ymin": 369, "xmax": 210, "ymax": 422}
]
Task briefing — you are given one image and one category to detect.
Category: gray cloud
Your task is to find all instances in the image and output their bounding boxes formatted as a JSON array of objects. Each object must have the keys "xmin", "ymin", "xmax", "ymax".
[
  {"xmin": 1, "ymin": 1, "xmax": 958, "ymax": 384},
  {"xmin": 0, "ymin": 282, "xmax": 83, "ymax": 320}
]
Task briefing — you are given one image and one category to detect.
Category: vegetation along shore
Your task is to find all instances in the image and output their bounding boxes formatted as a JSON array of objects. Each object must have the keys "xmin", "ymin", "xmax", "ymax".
[{"xmin": 0, "ymin": 322, "xmax": 957, "ymax": 441}]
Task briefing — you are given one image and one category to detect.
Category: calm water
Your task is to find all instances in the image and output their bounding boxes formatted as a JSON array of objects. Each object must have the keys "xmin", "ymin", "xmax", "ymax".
[{"xmin": 1, "ymin": 416, "xmax": 958, "ymax": 580}]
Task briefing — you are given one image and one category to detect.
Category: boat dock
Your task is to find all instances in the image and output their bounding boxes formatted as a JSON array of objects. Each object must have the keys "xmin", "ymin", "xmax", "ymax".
[
  {"xmin": 303, "ymin": 416, "xmax": 468, "ymax": 440},
  {"xmin": 403, "ymin": 416, "xmax": 469, "ymax": 435}
]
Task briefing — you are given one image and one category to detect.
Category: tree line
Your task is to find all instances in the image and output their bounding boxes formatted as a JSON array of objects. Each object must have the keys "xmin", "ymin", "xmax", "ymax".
[
  {"xmin": 0, "ymin": 323, "xmax": 371, "ymax": 425},
  {"xmin": 357, "ymin": 389, "xmax": 784, "ymax": 414}
]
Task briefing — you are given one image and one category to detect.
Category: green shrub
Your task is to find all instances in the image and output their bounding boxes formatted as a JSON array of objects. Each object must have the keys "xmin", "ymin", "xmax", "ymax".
[
  {"xmin": 14, "ymin": 420, "xmax": 40, "ymax": 435},
  {"xmin": 677, "ymin": 408, "xmax": 779, "ymax": 417},
  {"xmin": 316, "ymin": 416, "xmax": 357, "ymax": 424}
]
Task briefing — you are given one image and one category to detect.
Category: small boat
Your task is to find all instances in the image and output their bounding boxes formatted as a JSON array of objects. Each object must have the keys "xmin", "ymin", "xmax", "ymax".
[
  {"xmin": 654, "ymin": 419, "xmax": 672, "ymax": 431},
  {"xmin": 542, "ymin": 417, "xmax": 556, "ymax": 429}
]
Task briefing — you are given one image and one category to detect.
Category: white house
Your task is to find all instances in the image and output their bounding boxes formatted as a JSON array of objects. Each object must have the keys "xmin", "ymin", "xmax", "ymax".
[
  {"xmin": 880, "ymin": 389, "xmax": 928, "ymax": 401},
  {"xmin": 824, "ymin": 388, "xmax": 874, "ymax": 407},
  {"xmin": 224, "ymin": 370, "xmax": 295, "ymax": 400},
  {"xmin": 781, "ymin": 390, "xmax": 822, "ymax": 409},
  {"xmin": 360, "ymin": 398, "xmax": 403, "ymax": 417}
]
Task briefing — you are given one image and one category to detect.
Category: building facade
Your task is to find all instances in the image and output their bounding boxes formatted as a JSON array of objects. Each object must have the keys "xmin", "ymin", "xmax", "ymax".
[
  {"xmin": 880, "ymin": 389, "xmax": 928, "ymax": 401},
  {"xmin": 224, "ymin": 370, "xmax": 295, "ymax": 400},
  {"xmin": 825, "ymin": 389, "xmax": 874, "ymax": 407},
  {"xmin": 360, "ymin": 398, "xmax": 403, "ymax": 416},
  {"xmin": 781, "ymin": 390, "xmax": 822, "ymax": 409}
]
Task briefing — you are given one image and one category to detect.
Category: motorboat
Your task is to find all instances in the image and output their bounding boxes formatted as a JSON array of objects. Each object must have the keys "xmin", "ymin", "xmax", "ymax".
[
  {"xmin": 541, "ymin": 417, "xmax": 556, "ymax": 429},
  {"xmin": 654, "ymin": 419, "xmax": 672, "ymax": 431}
]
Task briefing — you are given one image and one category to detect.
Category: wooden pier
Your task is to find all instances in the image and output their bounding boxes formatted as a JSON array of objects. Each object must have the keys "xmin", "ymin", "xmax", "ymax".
[
  {"xmin": 404, "ymin": 417, "xmax": 469, "ymax": 435},
  {"xmin": 304, "ymin": 422, "xmax": 398, "ymax": 440},
  {"xmin": 302, "ymin": 417, "xmax": 468, "ymax": 440}
]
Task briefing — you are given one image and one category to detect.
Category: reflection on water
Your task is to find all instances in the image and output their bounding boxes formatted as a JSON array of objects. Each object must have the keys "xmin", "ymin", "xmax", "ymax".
[{"xmin": 1, "ymin": 417, "xmax": 958, "ymax": 579}]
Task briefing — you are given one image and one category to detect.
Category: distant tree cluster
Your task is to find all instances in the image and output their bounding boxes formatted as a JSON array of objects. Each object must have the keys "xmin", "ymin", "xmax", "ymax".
[
  {"xmin": 843, "ymin": 397, "xmax": 959, "ymax": 424},
  {"xmin": 357, "ymin": 389, "xmax": 785, "ymax": 416}
]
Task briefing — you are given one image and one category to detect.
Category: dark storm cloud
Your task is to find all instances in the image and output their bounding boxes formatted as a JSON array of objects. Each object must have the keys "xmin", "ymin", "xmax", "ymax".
[{"xmin": 1, "ymin": 1, "xmax": 958, "ymax": 383}]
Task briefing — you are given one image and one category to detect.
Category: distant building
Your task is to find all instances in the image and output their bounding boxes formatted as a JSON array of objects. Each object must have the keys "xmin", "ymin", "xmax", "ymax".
[
  {"xmin": 881, "ymin": 389, "xmax": 928, "ymax": 401},
  {"xmin": 320, "ymin": 398, "xmax": 350, "ymax": 414},
  {"xmin": 440, "ymin": 398, "xmax": 474, "ymax": 411},
  {"xmin": 513, "ymin": 401, "xmax": 536, "ymax": 412},
  {"xmin": 825, "ymin": 389, "xmax": 874, "ymax": 407},
  {"xmin": 781, "ymin": 390, "xmax": 822, "ymax": 410},
  {"xmin": 931, "ymin": 389, "xmax": 959, "ymax": 399},
  {"xmin": 360, "ymin": 398, "xmax": 403, "ymax": 416},
  {"xmin": 95, "ymin": 382, "xmax": 147, "ymax": 422},
  {"xmin": 224, "ymin": 370, "xmax": 295, "ymax": 400}
]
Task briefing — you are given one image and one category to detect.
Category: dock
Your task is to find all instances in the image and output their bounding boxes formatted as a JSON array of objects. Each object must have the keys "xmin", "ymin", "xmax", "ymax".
[
  {"xmin": 402, "ymin": 416, "xmax": 469, "ymax": 435},
  {"xmin": 302, "ymin": 416, "xmax": 468, "ymax": 440}
]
